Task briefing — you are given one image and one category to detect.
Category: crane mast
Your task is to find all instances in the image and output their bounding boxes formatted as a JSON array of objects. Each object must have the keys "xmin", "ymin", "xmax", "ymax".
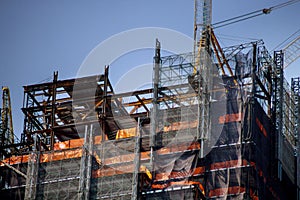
[
  {"xmin": 193, "ymin": 0, "xmax": 236, "ymax": 157},
  {"xmin": 0, "ymin": 87, "xmax": 15, "ymax": 159},
  {"xmin": 194, "ymin": 0, "xmax": 212, "ymax": 158},
  {"xmin": 194, "ymin": 0, "xmax": 212, "ymax": 54}
]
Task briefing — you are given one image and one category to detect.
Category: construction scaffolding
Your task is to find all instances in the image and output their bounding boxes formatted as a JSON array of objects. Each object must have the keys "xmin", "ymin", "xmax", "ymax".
[{"xmin": 0, "ymin": 38, "xmax": 299, "ymax": 199}]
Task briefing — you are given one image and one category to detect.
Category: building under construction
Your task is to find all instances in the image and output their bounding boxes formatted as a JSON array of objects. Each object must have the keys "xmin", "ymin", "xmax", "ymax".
[{"xmin": 0, "ymin": 1, "xmax": 300, "ymax": 200}]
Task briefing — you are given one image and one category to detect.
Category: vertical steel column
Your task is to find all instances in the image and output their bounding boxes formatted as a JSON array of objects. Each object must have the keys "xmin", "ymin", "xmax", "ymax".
[
  {"xmin": 78, "ymin": 124, "xmax": 94, "ymax": 200},
  {"xmin": 78, "ymin": 125, "xmax": 88, "ymax": 199},
  {"xmin": 22, "ymin": 90, "xmax": 32, "ymax": 151},
  {"xmin": 24, "ymin": 133, "xmax": 39, "ymax": 200},
  {"xmin": 274, "ymin": 50, "xmax": 284, "ymax": 181},
  {"xmin": 246, "ymin": 43, "xmax": 257, "ymax": 199},
  {"xmin": 132, "ymin": 117, "xmax": 141, "ymax": 200},
  {"xmin": 151, "ymin": 39, "xmax": 161, "ymax": 172},
  {"xmin": 50, "ymin": 71, "xmax": 58, "ymax": 150},
  {"xmin": 102, "ymin": 66, "xmax": 109, "ymax": 142},
  {"xmin": 85, "ymin": 124, "xmax": 94, "ymax": 200},
  {"xmin": 198, "ymin": 37, "xmax": 212, "ymax": 158},
  {"xmin": 292, "ymin": 77, "xmax": 300, "ymax": 199},
  {"xmin": 250, "ymin": 43, "xmax": 257, "ymax": 107}
]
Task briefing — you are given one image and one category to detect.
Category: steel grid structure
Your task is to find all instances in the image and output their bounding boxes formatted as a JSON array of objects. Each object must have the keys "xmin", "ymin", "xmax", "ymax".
[
  {"xmin": 273, "ymin": 51, "xmax": 298, "ymax": 186},
  {"xmin": 291, "ymin": 77, "xmax": 300, "ymax": 199},
  {"xmin": 20, "ymin": 72, "xmax": 114, "ymax": 152}
]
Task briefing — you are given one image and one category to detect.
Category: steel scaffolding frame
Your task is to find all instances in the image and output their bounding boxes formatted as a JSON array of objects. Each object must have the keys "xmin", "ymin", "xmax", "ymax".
[
  {"xmin": 291, "ymin": 77, "xmax": 300, "ymax": 199},
  {"xmin": 21, "ymin": 72, "xmax": 114, "ymax": 152},
  {"xmin": 79, "ymin": 125, "xmax": 94, "ymax": 200},
  {"xmin": 273, "ymin": 51, "xmax": 284, "ymax": 182},
  {"xmin": 1, "ymin": 40, "xmax": 299, "ymax": 199},
  {"xmin": 273, "ymin": 51, "xmax": 298, "ymax": 184}
]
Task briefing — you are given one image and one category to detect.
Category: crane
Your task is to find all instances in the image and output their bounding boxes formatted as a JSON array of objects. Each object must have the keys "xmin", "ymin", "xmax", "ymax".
[
  {"xmin": 193, "ymin": 0, "xmax": 212, "ymax": 55},
  {"xmin": 193, "ymin": 0, "xmax": 300, "ymax": 164},
  {"xmin": 193, "ymin": 0, "xmax": 212, "ymax": 159},
  {"xmin": 0, "ymin": 87, "xmax": 15, "ymax": 159},
  {"xmin": 193, "ymin": 0, "xmax": 236, "ymax": 158},
  {"xmin": 0, "ymin": 87, "xmax": 26, "ymax": 178}
]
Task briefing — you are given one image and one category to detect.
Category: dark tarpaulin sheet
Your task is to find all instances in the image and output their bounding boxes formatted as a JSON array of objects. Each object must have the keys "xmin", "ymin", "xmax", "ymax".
[
  {"xmin": 252, "ymin": 100, "xmax": 272, "ymax": 178},
  {"xmin": 151, "ymin": 76, "xmax": 245, "ymax": 199},
  {"xmin": 0, "ymin": 164, "xmax": 26, "ymax": 200},
  {"xmin": 204, "ymin": 77, "xmax": 243, "ymax": 200},
  {"xmin": 153, "ymin": 150, "xmax": 198, "ymax": 184},
  {"xmin": 234, "ymin": 50, "xmax": 252, "ymax": 79}
]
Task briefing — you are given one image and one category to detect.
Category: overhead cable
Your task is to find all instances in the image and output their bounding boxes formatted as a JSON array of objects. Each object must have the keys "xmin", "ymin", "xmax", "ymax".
[{"xmin": 213, "ymin": 0, "xmax": 300, "ymax": 29}]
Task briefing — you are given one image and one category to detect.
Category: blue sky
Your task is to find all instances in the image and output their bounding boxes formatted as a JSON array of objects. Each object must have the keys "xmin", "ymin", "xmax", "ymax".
[{"xmin": 0, "ymin": 0, "xmax": 299, "ymax": 138}]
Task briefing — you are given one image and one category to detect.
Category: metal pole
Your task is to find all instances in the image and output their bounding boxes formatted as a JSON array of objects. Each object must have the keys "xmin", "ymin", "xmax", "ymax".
[
  {"xmin": 132, "ymin": 118, "xmax": 141, "ymax": 200},
  {"xmin": 78, "ymin": 125, "xmax": 88, "ymax": 200},
  {"xmin": 101, "ymin": 66, "xmax": 109, "ymax": 142},
  {"xmin": 85, "ymin": 124, "xmax": 94, "ymax": 200},
  {"xmin": 151, "ymin": 39, "xmax": 161, "ymax": 173},
  {"xmin": 50, "ymin": 71, "xmax": 58, "ymax": 150}
]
